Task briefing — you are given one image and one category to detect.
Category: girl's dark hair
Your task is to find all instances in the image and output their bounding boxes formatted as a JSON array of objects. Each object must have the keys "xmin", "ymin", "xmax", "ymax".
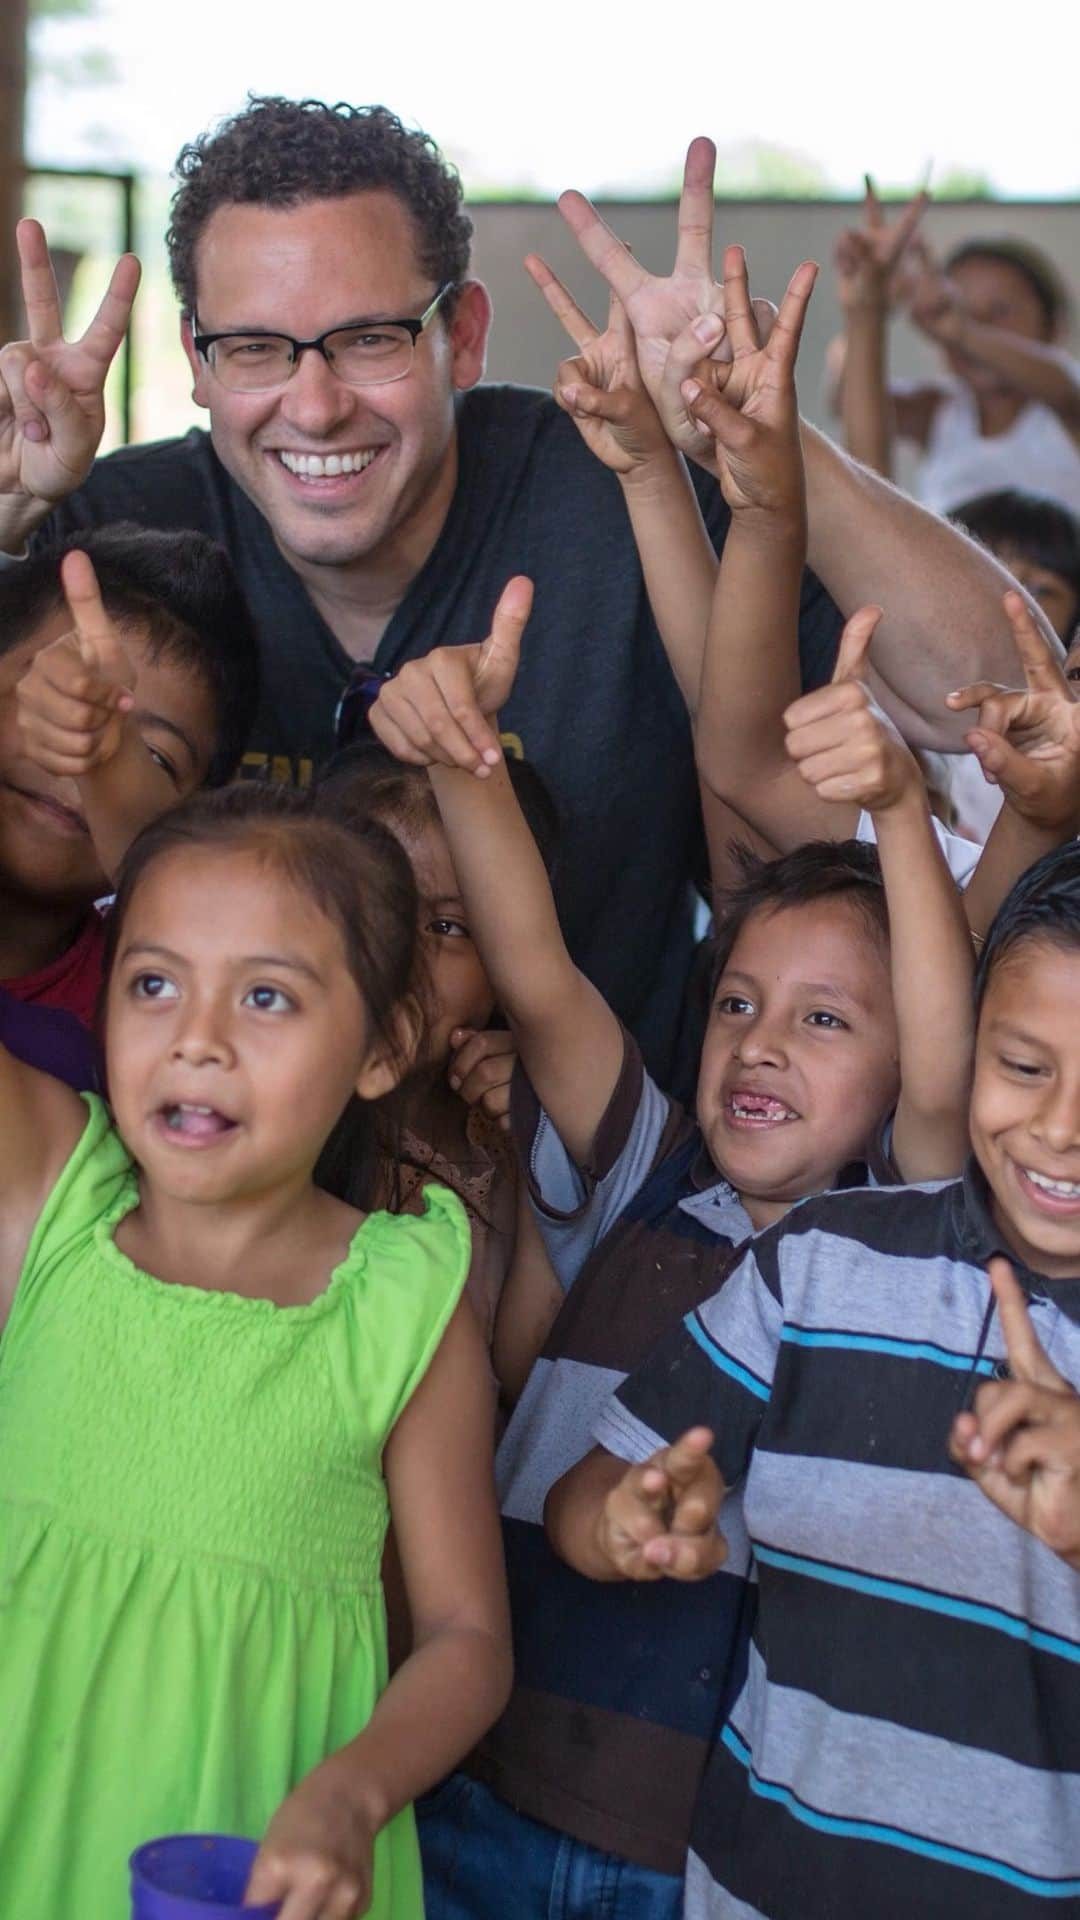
[
  {"xmin": 975, "ymin": 840, "xmax": 1080, "ymax": 1013},
  {"xmin": 709, "ymin": 838, "xmax": 888, "ymax": 989},
  {"xmin": 100, "ymin": 783, "xmax": 422, "ymax": 1209},
  {"xmin": 3, "ymin": 524, "xmax": 260, "ymax": 786},
  {"xmin": 167, "ymin": 95, "xmax": 472, "ymax": 322},
  {"xmin": 315, "ymin": 738, "xmax": 561, "ymax": 877},
  {"xmin": 950, "ymin": 489, "xmax": 1080, "ymax": 601},
  {"xmin": 944, "ymin": 237, "xmax": 1069, "ymax": 336}
]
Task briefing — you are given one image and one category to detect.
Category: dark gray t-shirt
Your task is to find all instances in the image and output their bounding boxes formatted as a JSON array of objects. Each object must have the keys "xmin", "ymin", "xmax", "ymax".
[{"xmin": 37, "ymin": 383, "xmax": 841, "ymax": 1087}]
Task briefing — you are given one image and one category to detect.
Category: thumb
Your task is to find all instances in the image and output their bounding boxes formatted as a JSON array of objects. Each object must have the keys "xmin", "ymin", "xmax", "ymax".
[
  {"xmin": 59, "ymin": 548, "xmax": 135, "ymax": 693},
  {"xmin": 476, "ymin": 575, "xmax": 533, "ymax": 708},
  {"xmin": 831, "ymin": 605, "xmax": 883, "ymax": 684}
]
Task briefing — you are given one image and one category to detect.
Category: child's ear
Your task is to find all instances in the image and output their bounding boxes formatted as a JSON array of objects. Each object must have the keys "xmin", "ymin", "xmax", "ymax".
[{"xmin": 352, "ymin": 995, "xmax": 425, "ymax": 1103}]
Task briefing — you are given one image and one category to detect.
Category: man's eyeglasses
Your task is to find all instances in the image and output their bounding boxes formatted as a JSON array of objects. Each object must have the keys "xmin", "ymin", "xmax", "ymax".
[{"xmin": 192, "ymin": 284, "xmax": 455, "ymax": 393}]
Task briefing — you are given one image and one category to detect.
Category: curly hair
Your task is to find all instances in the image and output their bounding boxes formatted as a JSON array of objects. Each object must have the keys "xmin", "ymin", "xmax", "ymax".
[{"xmin": 166, "ymin": 95, "xmax": 473, "ymax": 319}]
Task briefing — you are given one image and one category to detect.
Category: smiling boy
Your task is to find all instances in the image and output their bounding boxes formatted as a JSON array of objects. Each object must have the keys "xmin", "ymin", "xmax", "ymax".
[{"xmin": 552, "ymin": 840, "xmax": 1080, "ymax": 1919}]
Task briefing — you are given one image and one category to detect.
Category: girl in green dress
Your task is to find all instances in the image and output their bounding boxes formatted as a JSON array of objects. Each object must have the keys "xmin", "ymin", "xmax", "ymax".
[{"xmin": 0, "ymin": 783, "xmax": 511, "ymax": 1920}]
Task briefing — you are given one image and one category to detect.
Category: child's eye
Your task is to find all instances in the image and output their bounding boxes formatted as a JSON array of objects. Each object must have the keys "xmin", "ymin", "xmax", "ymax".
[
  {"xmin": 427, "ymin": 917, "xmax": 469, "ymax": 940},
  {"xmin": 244, "ymin": 985, "xmax": 294, "ymax": 1013},
  {"xmin": 715, "ymin": 993, "xmax": 754, "ymax": 1017},
  {"xmin": 806, "ymin": 1010, "xmax": 848, "ymax": 1030},
  {"xmin": 131, "ymin": 972, "xmax": 178, "ymax": 1001},
  {"xmin": 1000, "ymin": 1054, "xmax": 1044, "ymax": 1078},
  {"xmin": 146, "ymin": 744, "xmax": 181, "ymax": 788}
]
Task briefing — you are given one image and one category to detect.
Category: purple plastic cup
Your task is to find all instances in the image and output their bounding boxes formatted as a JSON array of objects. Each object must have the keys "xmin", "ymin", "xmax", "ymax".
[{"xmin": 130, "ymin": 1833, "xmax": 280, "ymax": 1918}]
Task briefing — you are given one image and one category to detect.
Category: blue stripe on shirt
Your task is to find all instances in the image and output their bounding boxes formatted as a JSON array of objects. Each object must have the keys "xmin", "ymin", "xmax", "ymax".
[
  {"xmin": 780, "ymin": 1325, "xmax": 997, "ymax": 1376},
  {"xmin": 754, "ymin": 1543, "xmax": 1080, "ymax": 1664},
  {"xmin": 687, "ymin": 1311, "xmax": 771, "ymax": 1400},
  {"xmin": 720, "ymin": 1722, "xmax": 1080, "ymax": 1898}
]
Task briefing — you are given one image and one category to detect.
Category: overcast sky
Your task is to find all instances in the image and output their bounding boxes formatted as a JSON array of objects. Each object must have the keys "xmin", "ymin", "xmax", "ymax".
[{"xmin": 28, "ymin": 0, "xmax": 1080, "ymax": 199}]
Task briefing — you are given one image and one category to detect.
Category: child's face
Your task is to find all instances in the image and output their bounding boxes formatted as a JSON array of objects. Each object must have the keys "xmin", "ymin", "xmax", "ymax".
[
  {"xmin": 395, "ymin": 813, "xmax": 496, "ymax": 1069},
  {"xmin": 946, "ymin": 257, "xmax": 1052, "ymax": 394},
  {"xmin": 105, "ymin": 845, "xmax": 389, "ymax": 1206},
  {"xmin": 0, "ymin": 606, "xmax": 216, "ymax": 910},
  {"xmin": 993, "ymin": 546, "xmax": 1079, "ymax": 645},
  {"xmin": 971, "ymin": 937, "xmax": 1080, "ymax": 1278},
  {"xmin": 696, "ymin": 899, "xmax": 899, "ymax": 1228}
]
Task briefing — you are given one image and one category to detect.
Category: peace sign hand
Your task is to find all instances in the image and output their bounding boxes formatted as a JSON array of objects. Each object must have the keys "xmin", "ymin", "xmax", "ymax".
[
  {"xmin": 949, "ymin": 1258, "xmax": 1080, "ymax": 1570},
  {"xmin": 15, "ymin": 549, "xmax": 136, "ymax": 776},
  {"xmin": 946, "ymin": 591, "xmax": 1080, "ymax": 833},
  {"xmin": 834, "ymin": 175, "xmax": 930, "ymax": 314},
  {"xmin": 0, "ymin": 221, "xmax": 140, "ymax": 548},
  {"xmin": 557, "ymin": 139, "xmax": 779, "ymax": 469},
  {"xmin": 677, "ymin": 248, "xmax": 817, "ymax": 516},
  {"xmin": 524, "ymin": 258, "xmax": 670, "ymax": 476}
]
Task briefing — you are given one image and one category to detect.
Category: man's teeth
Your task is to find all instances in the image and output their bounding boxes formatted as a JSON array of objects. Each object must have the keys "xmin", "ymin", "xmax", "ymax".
[
  {"xmin": 1024, "ymin": 1166, "xmax": 1080, "ymax": 1199},
  {"xmin": 279, "ymin": 449, "xmax": 378, "ymax": 478}
]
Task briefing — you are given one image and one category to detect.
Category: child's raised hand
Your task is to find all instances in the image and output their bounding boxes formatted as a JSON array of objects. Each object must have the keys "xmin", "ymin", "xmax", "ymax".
[
  {"xmin": 246, "ymin": 1753, "xmax": 375, "ymax": 1918},
  {"xmin": 370, "ymin": 577, "xmax": 533, "ymax": 778},
  {"xmin": 524, "ymin": 258, "xmax": 670, "ymax": 476},
  {"xmin": 15, "ymin": 548, "xmax": 135, "ymax": 776},
  {"xmin": 597, "ymin": 1427, "xmax": 727, "ymax": 1581},
  {"xmin": 946, "ymin": 591, "xmax": 1080, "ymax": 833},
  {"xmin": 678, "ymin": 247, "xmax": 817, "ymax": 515},
  {"xmin": 834, "ymin": 175, "xmax": 930, "ymax": 313},
  {"xmin": 783, "ymin": 605, "xmax": 922, "ymax": 812},
  {"xmin": 904, "ymin": 241, "xmax": 966, "ymax": 346},
  {"xmin": 949, "ymin": 1258, "xmax": 1080, "ymax": 1570}
]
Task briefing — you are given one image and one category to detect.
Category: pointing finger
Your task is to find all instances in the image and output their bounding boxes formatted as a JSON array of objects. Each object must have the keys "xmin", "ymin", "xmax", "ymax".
[
  {"xmin": 831, "ymin": 605, "xmax": 883, "ymax": 684},
  {"xmin": 989, "ymin": 1256, "xmax": 1067, "ymax": 1390},
  {"xmin": 864, "ymin": 173, "xmax": 883, "ymax": 232},
  {"xmin": 657, "ymin": 1427, "xmax": 717, "ymax": 1490},
  {"xmin": 523, "ymin": 254, "xmax": 599, "ymax": 352}
]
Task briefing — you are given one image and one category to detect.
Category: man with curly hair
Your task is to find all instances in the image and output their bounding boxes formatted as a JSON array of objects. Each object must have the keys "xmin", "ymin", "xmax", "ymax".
[{"xmin": 0, "ymin": 97, "xmax": 1026, "ymax": 1089}]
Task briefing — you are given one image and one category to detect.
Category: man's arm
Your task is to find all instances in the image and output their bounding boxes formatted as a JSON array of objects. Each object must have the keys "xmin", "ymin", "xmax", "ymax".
[{"xmin": 800, "ymin": 423, "xmax": 1031, "ymax": 747}]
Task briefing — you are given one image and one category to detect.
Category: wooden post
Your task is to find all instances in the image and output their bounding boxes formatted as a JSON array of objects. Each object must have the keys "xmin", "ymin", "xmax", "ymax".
[{"xmin": 0, "ymin": 0, "xmax": 29, "ymax": 342}]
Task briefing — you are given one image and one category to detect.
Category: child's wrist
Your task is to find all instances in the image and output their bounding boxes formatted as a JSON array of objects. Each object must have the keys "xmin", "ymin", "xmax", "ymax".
[{"xmin": 617, "ymin": 446, "xmax": 683, "ymax": 498}]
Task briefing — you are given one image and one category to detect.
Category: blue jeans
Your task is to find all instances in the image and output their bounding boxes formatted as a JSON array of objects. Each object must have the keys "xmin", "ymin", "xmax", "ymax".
[{"xmin": 417, "ymin": 1771, "xmax": 683, "ymax": 1920}]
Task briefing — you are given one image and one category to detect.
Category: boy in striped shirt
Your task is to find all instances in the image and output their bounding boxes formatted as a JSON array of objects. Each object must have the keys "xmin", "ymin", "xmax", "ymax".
[{"xmin": 550, "ymin": 841, "xmax": 1080, "ymax": 1918}]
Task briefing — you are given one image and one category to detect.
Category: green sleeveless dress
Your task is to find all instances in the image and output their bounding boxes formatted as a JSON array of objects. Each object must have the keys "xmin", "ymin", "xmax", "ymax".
[{"xmin": 0, "ymin": 1096, "xmax": 471, "ymax": 1919}]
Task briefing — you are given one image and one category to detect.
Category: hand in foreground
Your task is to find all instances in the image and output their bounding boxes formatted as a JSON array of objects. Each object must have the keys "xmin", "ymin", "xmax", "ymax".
[
  {"xmin": 16, "ymin": 549, "xmax": 136, "ymax": 776},
  {"xmin": 678, "ymin": 246, "xmax": 817, "ymax": 514},
  {"xmin": 556, "ymin": 138, "xmax": 778, "ymax": 469},
  {"xmin": 597, "ymin": 1427, "xmax": 727, "ymax": 1581},
  {"xmin": 946, "ymin": 591, "xmax": 1080, "ymax": 833},
  {"xmin": 245, "ymin": 1756, "xmax": 375, "ymax": 1918},
  {"xmin": 0, "ymin": 221, "xmax": 140, "ymax": 525},
  {"xmin": 834, "ymin": 175, "xmax": 930, "ymax": 313},
  {"xmin": 369, "ymin": 577, "xmax": 533, "ymax": 777},
  {"xmin": 523, "ymin": 261, "xmax": 669, "ymax": 476},
  {"xmin": 783, "ymin": 604, "xmax": 921, "ymax": 812},
  {"xmin": 449, "ymin": 1026, "xmax": 515, "ymax": 1130},
  {"xmin": 949, "ymin": 1258, "xmax": 1080, "ymax": 1570}
]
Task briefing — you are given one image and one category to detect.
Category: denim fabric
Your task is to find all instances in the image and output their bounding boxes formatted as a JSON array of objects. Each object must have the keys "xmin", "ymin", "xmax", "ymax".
[{"xmin": 418, "ymin": 1771, "xmax": 683, "ymax": 1920}]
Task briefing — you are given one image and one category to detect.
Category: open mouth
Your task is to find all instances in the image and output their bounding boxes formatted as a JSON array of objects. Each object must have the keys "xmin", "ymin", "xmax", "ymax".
[
  {"xmin": 155, "ymin": 1102, "xmax": 238, "ymax": 1146},
  {"xmin": 3, "ymin": 781, "xmax": 89, "ymax": 836},
  {"xmin": 1016, "ymin": 1162, "xmax": 1080, "ymax": 1214},
  {"xmin": 276, "ymin": 447, "xmax": 383, "ymax": 482},
  {"xmin": 725, "ymin": 1090, "xmax": 800, "ymax": 1129}
]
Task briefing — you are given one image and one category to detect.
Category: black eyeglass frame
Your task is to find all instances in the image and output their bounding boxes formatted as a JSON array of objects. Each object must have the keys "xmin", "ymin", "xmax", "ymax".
[{"xmin": 192, "ymin": 282, "xmax": 456, "ymax": 387}]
